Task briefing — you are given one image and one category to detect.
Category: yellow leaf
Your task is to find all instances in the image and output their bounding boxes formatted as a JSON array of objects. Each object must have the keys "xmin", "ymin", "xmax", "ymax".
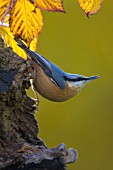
[
  {"xmin": 0, "ymin": 0, "xmax": 10, "ymax": 21},
  {"xmin": 9, "ymin": 0, "xmax": 43, "ymax": 45},
  {"xmin": 78, "ymin": 0, "xmax": 103, "ymax": 17},
  {"xmin": 30, "ymin": 38, "xmax": 38, "ymax": 51},
  {"xmin": 0, "ymin": 26, "xmax": 27, "ymax": 60},
  {"xmin": 35, "ymin": 0, "xmax": 65, "ymax": 12},
  {"xmin": 89, "ymin": 0, "xmax": 103, "ymax": 15}
]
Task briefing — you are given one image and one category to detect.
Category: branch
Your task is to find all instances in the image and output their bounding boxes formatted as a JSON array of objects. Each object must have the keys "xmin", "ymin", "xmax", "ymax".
[{"xmin": 0, "ymin": 38, "xmax": 78, "ymax": 170}]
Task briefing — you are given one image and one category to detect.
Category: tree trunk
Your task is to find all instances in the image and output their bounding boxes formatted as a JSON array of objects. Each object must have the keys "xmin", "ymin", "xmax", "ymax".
[{"xmin": 0, "ymin": 38, "xmax": 78, "ymax": 170}]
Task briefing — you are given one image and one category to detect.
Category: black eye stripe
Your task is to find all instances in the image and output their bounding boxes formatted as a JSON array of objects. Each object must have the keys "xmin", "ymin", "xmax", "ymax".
[
  {"xmin": 73, "ymin": 77, "xmax": 87, "ymax": 82},
  {"xmin": 64, "ymin": 76, "xmax": 86, "ymax": 82}
]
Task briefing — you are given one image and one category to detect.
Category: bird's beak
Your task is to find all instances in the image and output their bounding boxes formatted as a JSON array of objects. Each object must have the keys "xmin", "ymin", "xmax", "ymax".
[{"xmin": 85, "ymin": 75, "xmax": 99, "ymax": 82}]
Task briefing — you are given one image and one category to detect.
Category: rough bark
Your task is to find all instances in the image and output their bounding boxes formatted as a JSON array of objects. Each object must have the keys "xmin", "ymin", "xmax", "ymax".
[{"xmin": 0, "ymin": 38, "xmax": 78, "ymax": 170}]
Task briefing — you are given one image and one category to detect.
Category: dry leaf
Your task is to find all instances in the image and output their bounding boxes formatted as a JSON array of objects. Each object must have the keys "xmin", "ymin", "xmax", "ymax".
[
  {"xmin": 0, "ymin": 0, "xmax": 66, "ymax": 61},
  {"xmin": 0, "ymin": 0, "xmax": 10, "ymax": 21},
  {"xmin": 89, "ymin": 0, "xmax": 103, "ymax": 15},
  {"xmin": 35, "ymin": 0, "xmax": 65, "ymax": 12},
  {"xmin": 10, "ymin": 0, "xmax": 43, "ymax": 45},
  {"xmin": 78, "ymin": 0, "xmax": 103, "ymax": 17}
]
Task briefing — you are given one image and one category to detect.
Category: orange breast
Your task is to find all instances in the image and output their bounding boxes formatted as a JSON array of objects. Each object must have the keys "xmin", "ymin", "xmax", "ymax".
[{"xmin": 32, "ymin": 63, "xmax": 80, "ymax": 102}]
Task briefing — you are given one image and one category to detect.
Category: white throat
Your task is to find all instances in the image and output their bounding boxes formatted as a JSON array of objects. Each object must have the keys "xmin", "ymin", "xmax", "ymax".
[{"xmin": 68, "ymin": 80, "xmax": 87, "ymax": 88}]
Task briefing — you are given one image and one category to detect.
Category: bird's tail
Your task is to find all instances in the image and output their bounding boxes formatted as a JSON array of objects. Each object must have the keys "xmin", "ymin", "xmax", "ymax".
[
  {"xmin": 14, "ymin": 37, "xmax": 28, "ymax": 50},
  {"xmin": 14, "ymin": 38, "xmax": 48, "ymax": 68},
  {"xmin": 14, "ymin": 37, "xmax": 37, "ymax": 61}
]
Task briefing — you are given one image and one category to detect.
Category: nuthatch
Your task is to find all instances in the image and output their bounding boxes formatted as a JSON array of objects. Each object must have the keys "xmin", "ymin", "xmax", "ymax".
[{"xmin": 15, "ymin": 38, "xmax": 99, "ymax": 102}]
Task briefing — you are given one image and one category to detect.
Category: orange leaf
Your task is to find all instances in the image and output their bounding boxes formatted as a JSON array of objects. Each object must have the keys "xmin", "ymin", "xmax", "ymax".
[
  {"xmin": 35, "ymin": 0, "xmax": 65, "ymax": 12},
  {"xmin": 9, "ymin": 0, "xmax": 43, "ymax": 46},
  {"xmin": 0, "ymin": 0, "xmax": 10, "ymax": 21},
  {"xmin": 78, "ymin": 0, "xmax": 103, "ymax": 17}
]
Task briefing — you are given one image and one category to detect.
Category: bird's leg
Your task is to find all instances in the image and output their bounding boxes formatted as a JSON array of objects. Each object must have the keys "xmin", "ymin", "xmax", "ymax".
[
  {"xmin": 30, "ymin": 78, "xmax": 40, "ymax": 103},
  {"xmin": 29, "ymin": 78, "xmax": 40, "ymax": 112},
  {"xmin": 27, "ymin": 58, "xmax": 40, "ymax": 109}
]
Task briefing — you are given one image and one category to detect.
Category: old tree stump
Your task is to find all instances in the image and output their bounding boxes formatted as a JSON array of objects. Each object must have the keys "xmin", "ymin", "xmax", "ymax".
[{"xmin": 0, "ymin": 39, "xmax": 78, "ymax": 170}]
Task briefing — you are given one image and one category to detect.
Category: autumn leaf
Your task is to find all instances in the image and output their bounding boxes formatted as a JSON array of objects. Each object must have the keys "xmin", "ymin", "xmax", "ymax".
[
  {"xmin": 78, "ymin": 0, "xmax": 103, "ymax": 17},
  {"xmin": 0, "ymin": 0, "xmax": 65, "ymax": 60},
  {"xmin": 0, "ymin": 0, "xmax": 64, "ymax": 49},
  {"xmin": 30, "ymin": 38, "xmax": 38, "ymax": 51},
  {"xmin": 0, "ymin": 26, "xmax": 27, "ymax": 59},
  {"xmin": 0, "ymin": 0, "xmax": 10, "ymax": 21},
  {"xmin": 0, "ymin": 0, "xmax": 104, "ymax": 61},
  {"xmin": 35, "ymin": 0, "xmax": 65, "ymax": 12},
  {"xmin": 89, "ymin": 0, "xmax": 103, "ymax": 15},
  {"xmin": 9, "ymin": 0, "xmax": 43, "ymax": 46}
]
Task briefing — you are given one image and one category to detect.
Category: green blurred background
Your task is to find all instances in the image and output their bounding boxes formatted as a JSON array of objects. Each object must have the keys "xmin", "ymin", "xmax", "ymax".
[{"xmin": 28, "ymin": 1, "xmax": 113, "ymax": 170}]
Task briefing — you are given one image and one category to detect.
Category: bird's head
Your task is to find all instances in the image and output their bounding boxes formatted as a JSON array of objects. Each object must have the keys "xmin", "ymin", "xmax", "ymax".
[{"xmin": 64, "ymin": 73, "xmax": 99, "ymax": 92}]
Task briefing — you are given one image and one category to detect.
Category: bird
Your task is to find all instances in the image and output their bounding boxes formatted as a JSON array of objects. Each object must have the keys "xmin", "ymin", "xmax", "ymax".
[{"xmin": 14, "ymin": 38, "xmax": 99, "ymax": 102}]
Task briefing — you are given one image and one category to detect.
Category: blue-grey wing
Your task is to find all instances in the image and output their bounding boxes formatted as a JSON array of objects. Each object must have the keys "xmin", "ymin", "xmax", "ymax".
[
  {"xmin": 31, "ymin": 51, "xmax": 66, "ymax": 89},
  {"xmin": 14, "ymin": 37, "xmax": 66, "ymax": 89}
]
